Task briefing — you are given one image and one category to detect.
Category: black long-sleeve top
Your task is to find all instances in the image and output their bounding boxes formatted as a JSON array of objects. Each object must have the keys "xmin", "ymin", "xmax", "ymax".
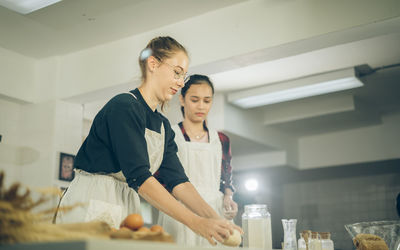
[{"xmin": 74, "ymin": 88, "xmax": 189, "ymax": 192}]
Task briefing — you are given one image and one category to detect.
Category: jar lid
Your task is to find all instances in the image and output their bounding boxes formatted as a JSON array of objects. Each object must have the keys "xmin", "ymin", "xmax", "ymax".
[
  {"xmin": 245, "ymin": 204, "xmax": 267, "ymax": 209},
  {"xmin": 302, "ymin": 231, "xmax": 311, "ymax": 241},
  {"xmin": 244, "ymin": 204, "xmax": 268, "ymax": 212},
  {"xmin": 311, "ymin": 232, "xmax": 319, "ymax": 239},
  {"xmin": 319, "ymin": 232, "xmax": 331, "ymax": 239}
]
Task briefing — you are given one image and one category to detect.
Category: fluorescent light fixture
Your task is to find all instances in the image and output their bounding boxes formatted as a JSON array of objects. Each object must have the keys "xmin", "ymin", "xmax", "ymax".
[
  {"xmin": 228, "ymin": 67, "xmax": 363, "ymax": 109},
  {"xmin": 0, "ymin": 0, "xmax": 62, "ymax": 14},
  {"xmin": 245, "ymin": 179, "xmax": 258, "ymax": 191}
]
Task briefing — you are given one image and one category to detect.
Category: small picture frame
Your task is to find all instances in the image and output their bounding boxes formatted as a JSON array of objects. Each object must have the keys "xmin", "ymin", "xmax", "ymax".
[{"xmin": 59, "ymin": 152, "xmax": 75, "ymax": 182}]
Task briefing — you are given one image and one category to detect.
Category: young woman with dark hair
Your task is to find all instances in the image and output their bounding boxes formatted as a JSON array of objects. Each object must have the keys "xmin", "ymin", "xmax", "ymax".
[{"xmin": 157, "ymin": 74, "xmax": 238, "ymax": 246}]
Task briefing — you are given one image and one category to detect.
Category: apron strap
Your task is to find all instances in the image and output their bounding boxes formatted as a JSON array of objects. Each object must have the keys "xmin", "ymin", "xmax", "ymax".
[
  {"xmin": 126, "ymin": 92, "xmax": 137, "ymax": 99},
  {"xmin": 172, "ymin": 124, "xmax": 185, "ymax": 142},
  {"xmin": 52, "ymin": 187, "xmax": 68, "ymax": 224}
]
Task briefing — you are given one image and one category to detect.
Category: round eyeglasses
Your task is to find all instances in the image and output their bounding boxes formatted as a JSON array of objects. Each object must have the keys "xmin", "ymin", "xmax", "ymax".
[{"xmin": 163, "ymin": 62, "xmax": 190, "ymax": 83}]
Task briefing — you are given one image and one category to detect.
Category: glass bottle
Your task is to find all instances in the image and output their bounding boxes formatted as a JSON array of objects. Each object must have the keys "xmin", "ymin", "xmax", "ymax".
[
  {"xmin": 320, "ymin": 232, "xmax": 334, "ymax": 250},
  {"xmin": 282, "ymin": 219, "xmax": 297, "ymax": 250},
  {"xmin": 309, "ymin": 232, "xmax": 322, "ymax": 250},
  {"xmin": 242, "ymin": 204, "xmax": 272, "ymax": 250},
  {"xmin": 298, "ymin": 232, "xmax": 307, "ymax": 250},
  {"xmin": 301, "ymin": 230, "xmax": 312, "ymax": 250}
]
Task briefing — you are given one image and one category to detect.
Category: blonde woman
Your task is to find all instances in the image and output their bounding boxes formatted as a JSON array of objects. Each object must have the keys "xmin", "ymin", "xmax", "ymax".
[{"xmin": 55, "ymin": 37, "xmax": 241, "ymax": 245}]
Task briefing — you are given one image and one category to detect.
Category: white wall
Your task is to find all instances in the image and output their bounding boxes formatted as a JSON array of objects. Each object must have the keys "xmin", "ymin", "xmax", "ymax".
[
  {"xmin": 0, "ymin": 47, "xmax": 36, "ymax": 103},
  {"xmin": 298, "ymin": 112, "xmax": 400, "ymax": 169},
  {"xmin": 56, "ymin": 41, "xmax": 142, "ymax": 100},
  {"xmin": 34, "ymin": 57, "xmax": 60, "ymax": 103},
  {"xmin": 18, "ymin": 101, "xmax": 57, "ymax": 187},
  {"xmin": 0, "ymin": 99, "xmax": 22, "ymax": 186},
  {"xmin": 233, "ymin": 151, "xmax": 287, "ymax": 171},
  {"xmin": 224, "ymin": 102, "xmax": 298, "ymax": 167},
  {"xmin": 52, "ymin": 101, "xmax": 83, "ymax": 187},
  {"xmin": 0, "ymin": 98, "xmax": 83, "ymax": 210}
]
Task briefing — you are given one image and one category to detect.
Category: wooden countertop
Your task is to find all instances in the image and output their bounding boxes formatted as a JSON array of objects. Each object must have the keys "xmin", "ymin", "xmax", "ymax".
[{"xmin": 1, "ymin": 239, "xmax": 281, "ymax": 250}]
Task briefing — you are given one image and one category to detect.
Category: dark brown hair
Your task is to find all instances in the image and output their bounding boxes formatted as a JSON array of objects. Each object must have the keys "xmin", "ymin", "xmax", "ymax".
[{"xmin": 180, "ymin": 74, "xmax": 214, "ymax": 117}]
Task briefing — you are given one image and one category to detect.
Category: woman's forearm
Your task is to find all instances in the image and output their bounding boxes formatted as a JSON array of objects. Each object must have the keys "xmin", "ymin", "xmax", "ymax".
[
  {"xmin": 138, "ymin": 177, "xmax": 238, "ymax": 245},
  {"xmin": 138, "ymin": 177, "xmax": 200, "ymax": 227},
  {"xmin": 172, "ymin": 182, "xmax": 220, "ymax": 219},
  {"xmin": 224, "ymin": 188, "xmax": 233, "ymax": 197}
]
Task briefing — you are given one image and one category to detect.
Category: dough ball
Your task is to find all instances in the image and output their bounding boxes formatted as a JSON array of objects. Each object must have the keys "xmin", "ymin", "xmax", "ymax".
[{"xmin": 222, "ymin": 229, "xmax": 242, "ymax": 247}]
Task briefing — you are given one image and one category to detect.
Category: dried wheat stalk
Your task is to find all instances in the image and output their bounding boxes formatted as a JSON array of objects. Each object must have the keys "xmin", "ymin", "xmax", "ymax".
[{"xmin": 0, "ymin": 171, "xmax": 110, "ymax": 244}]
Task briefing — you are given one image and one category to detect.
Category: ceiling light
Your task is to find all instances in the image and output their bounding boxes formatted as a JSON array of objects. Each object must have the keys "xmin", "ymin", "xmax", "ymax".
[
  {"xmin": 0, "ymin": 0, "xmax": 62, "ymax": 14},
  {"xmin": 228, "ymin": 67, "xmax": 363, "ymax": 109},
  {"xmin": 245, "ymin": 179, "xmax": 258, "ymax": 191}
]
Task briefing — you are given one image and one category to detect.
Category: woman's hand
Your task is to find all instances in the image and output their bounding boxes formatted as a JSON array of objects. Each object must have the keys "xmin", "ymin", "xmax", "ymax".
[
  {"xmin": 138, "ymin": 179, "xmax": 242, "ymax": 245},
  {"xmin": 189, "ymin": 217, "xmax": 243, "ymax": 246},
  {"xmin": 223, "ymin": 194, "xmax": 238, "ymax": 220}
]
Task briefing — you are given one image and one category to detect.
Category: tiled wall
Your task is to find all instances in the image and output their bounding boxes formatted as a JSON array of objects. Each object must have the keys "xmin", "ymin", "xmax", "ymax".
[
  {"xmin": 233, "ymin": 159, "xmax": 400, "ymax": 250},
  {"xmin": 283, "ymin": 174, "xmax": 400, "ymax": 250}
]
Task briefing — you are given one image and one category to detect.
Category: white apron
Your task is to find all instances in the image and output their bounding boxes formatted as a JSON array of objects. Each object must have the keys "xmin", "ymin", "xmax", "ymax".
[
  {"xmin": 55, "ymin": 93, "xmax": 165, "ymax": 228},
  {"xmin": 158, "ymin": 124, "xmax": 223, "ymax": 247}
]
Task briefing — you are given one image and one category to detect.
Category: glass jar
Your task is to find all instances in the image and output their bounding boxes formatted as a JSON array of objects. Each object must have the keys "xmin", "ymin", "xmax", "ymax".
[
  {"xmin": 320, "ymin": 232, "xmax": 334, "ymax": 250},
  {"xmin": 301, "ymin": 230, "xmax": 312, "ymax": 246},
  {"xmin": 242, "ymin": 204, "xmax": 272, "ymax": 250},
  {"xmin": 309, "ymin": 232, "xmax": 322, "ymax": 250}
]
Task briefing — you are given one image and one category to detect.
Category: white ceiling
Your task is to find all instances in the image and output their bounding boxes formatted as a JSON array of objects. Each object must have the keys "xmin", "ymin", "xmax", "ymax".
[
  {"xmin": 210, "ymin": 33, "xmax": 400, "ymax": 92},
  {"xmin": 1, "ymin": 0, "xmax": 400, "ymax": 154},
  {"xmin": 0, "ymin": 0, "xmax": 247, "ymax": 58}
]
